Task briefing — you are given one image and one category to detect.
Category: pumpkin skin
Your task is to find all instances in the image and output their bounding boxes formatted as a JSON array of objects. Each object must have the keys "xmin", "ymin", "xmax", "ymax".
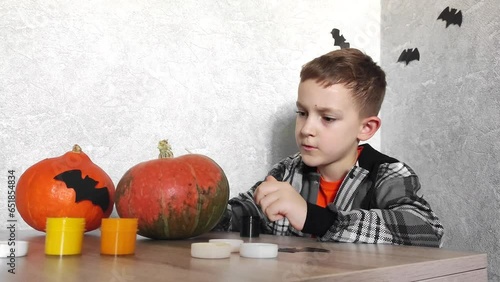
[
  {"xmin": 115, "ymin": 141, "xmax": 230, "ymax": 239},
  {"xmin": 15, "ymin": 145, "xmax": 115, "ymax": 232}
]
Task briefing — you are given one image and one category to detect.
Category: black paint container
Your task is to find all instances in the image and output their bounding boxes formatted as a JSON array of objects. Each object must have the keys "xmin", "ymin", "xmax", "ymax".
[{"xmin": 240, "ymin": 216, "xmax": 260, "ymax": 238}]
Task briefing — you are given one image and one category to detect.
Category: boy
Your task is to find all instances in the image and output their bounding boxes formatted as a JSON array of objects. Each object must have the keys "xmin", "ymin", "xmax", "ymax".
[{"xmin": 216, "ymin": 48, "xmax": 444, "ymax": 247}]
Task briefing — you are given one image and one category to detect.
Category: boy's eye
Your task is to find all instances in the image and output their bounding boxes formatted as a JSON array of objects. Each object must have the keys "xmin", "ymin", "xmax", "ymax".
[
  {"xmin": 295, "ymin": 110, "xmax": 306, "ymax": 117},
  {"xmin": 323, "ymin": 116, "xmax": 336, "ymax": 123}
]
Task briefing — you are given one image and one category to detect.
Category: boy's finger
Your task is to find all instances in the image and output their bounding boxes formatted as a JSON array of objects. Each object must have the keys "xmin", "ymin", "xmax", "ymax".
[
  {"xmin": 258, "ymin": 190, "xmax": 279, "ymax": 210},
  {"xmin": 265, "ymin": 175, "xmax": 278, "ymax": 182},
  {"xmin": 253, "ymin": 186, "xmax": 266, "ymax": 205},
  {"xmin": 254, "ymin": 180, "xmax": 277, "ymax": 203},
  {"xmin": 264, "ymin": 200, "xmax": 285, "ymax": 221}
]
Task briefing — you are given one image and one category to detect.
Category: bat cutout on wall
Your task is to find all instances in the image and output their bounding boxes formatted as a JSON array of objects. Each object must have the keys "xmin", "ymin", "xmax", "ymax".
[
  {"xmin": 437, "ymin": 7, "xmax": 462, "ymax": 27},
  {"xmin": 54, "ymin": 169, "xmax": 110, "ymax": 212},
  {"xmin": 397, "ymin": 48, "xmax": 420, "ymax": 65},
  {"xmin": 330, "ymin": 28, "xmax": 350, "ymax": 49}
]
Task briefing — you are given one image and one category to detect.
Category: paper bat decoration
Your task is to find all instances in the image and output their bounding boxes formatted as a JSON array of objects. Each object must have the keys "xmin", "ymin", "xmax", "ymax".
[
  {"xmin": 437, "ymin": 6, "xmax": 462, "ymax": 27},
  {"xmin": 397, "ymin": 48, "xmax": 420, "ymax": 65},
  {"xmin": 330, "ymin": 28, "xmax": 350, "ymax": 49},
  {"xmin": 278, "ymin": 247, "xmax": 330, "ymax": 253},
  {"xmin": 54, "ymin": 169, "xmax": 110, "ymax": 212}
]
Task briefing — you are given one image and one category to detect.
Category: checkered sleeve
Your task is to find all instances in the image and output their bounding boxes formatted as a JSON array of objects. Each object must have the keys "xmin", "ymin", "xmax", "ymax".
[
  {"xmin": 319, "ymin": 163, "xmax": 444, "ymax": 247},
  {"xmin": 212, "ymin": 156, "xmax": 296, "ymax": 234}
]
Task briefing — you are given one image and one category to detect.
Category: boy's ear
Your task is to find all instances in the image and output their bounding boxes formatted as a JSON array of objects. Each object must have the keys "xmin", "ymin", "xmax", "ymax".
[{"xmin": 358, "ymin": 116, "xmax": 381, "ymax": 141}]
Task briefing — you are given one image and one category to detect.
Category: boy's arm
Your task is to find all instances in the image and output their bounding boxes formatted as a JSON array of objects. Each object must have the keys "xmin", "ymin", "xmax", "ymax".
[
  {"xmin": 211, "ymin": 181, "xmax": 264, "ymax": 232},
  {"xmin": 212, "ymin": 159, "xmax": 291, "ymax": 233},
  {"xmin": 302, "ymin": 166, "xmax": 444, "ymax": 247}
]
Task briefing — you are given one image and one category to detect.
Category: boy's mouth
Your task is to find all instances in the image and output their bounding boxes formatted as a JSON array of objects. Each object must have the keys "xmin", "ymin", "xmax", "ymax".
[{"xmin": 301, "ymin": 144, "xmax": 317, "ymax": 151}]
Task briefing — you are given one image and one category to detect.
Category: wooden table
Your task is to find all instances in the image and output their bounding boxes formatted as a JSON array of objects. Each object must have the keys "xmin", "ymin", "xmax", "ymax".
[{"xmin": 0, "ymin": 230, "xmax": 487, "ymax": 281}]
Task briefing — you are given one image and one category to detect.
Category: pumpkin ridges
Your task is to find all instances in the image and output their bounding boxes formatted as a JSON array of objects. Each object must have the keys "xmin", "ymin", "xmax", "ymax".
[
  {"xmin": 186, "ymin": 155, "xmax": 229, "ymax": 237},
  {"xmin": 185, "ymin": 158, "xmax": 203, "ymax": 237},
  {"xmin": 114, "ymin": 169, "xmax": 133, "ymax": 205},
  {"xmin": 191, "ymin": 176, "xmax": 229, "ymax": 236},
  {"xmin": 16, "ymin": 164, "xmax": 40, "ymax": 229},
  {"xmin": 160, "ymin": 213, "xmax": 170, "ymax": 239},
  {"xmin": 193, "ymin": 185, "xmax": 203, "ymax": 236}
]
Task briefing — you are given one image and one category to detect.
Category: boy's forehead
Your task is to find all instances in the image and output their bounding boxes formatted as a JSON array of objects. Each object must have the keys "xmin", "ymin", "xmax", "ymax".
[
  {"xmin": 297, "ymin": 80, "xmax": 357, "ymax": 111},
  {"xmin": 298, "ymin": 80, "xmax": 353, "ymax": 98}
]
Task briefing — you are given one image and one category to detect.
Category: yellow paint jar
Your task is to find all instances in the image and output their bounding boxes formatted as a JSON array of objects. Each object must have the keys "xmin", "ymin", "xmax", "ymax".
[
  {"xmin": 45, "ymin": 218, "xmax": 85, "ymax": 256},
  {"xmin": 100, "ymin": 218, "xmax": 138, "ymax": 255}
]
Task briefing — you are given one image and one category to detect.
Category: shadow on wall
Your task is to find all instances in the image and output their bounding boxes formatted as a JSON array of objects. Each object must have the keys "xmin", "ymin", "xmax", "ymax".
[{"xmin": 269, "ymin": 103, "xmax": 298, "ymax": 165}]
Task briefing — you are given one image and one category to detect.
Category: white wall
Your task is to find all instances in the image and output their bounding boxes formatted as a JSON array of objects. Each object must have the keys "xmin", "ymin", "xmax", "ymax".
[{"xmin": 1, "ymin": 0, "xmax": 380, "ymax": 230}]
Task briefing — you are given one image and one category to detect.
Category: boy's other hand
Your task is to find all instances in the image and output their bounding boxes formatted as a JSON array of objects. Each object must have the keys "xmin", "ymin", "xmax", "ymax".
[{"xmin": 254, "ymin": 175, "xmax": 307, "ymax": 231}]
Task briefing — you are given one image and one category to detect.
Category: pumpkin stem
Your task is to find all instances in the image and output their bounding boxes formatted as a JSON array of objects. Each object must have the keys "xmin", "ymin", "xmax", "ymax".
[
  {"xmin": 72, "ymin": 144, "xmax": 82, "ymax": 153},
  {"xmin": 158, "ymin": 140, "xmax": 174, "ymax": 158}
]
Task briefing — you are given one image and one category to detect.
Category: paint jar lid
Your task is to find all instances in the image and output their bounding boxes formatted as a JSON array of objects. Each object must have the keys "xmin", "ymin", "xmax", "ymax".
[
  {"xmin": 45, "ymin": 217, "xmax": 85, "ymax": 231},
  {"xmin": 240, "ymin": 243, "xmax": 278, "ymax": 258},
  {"xmin": 0, "ymin": 241, "xmax": 29, "ymax": 258},
  {"xmin": 191, "ymin": 242, "xmax": 232, "ymax": 259},
  {"xmin": 100, "ymin": 218, "xmax": 138, "ymax": 232}
]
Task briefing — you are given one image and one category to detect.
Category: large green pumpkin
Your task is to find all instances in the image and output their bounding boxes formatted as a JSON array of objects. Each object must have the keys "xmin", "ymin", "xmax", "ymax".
[{"xmin": 114, "ymin": 140, "xmax": 229, "ymax": 239}]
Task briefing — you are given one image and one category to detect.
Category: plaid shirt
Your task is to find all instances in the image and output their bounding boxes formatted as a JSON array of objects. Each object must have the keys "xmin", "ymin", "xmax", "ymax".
[{"xmin": 215, "ymin": 144, "xmax": 444, "ymax": 247}]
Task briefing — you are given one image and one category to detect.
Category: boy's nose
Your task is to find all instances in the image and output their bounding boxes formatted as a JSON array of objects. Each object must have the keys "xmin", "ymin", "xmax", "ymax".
[{"xmin": 300, "ymin": 118, "xmax": 316, "ymax": 136}]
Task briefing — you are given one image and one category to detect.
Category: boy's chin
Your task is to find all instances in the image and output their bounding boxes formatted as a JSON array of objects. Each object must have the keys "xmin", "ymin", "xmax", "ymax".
[{"xmin": 300, "ymin": 155, "xmax": 323, "ymax": 167}]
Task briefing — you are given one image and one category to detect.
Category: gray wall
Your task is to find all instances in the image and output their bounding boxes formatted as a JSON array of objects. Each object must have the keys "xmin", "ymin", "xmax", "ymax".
[{"xmin": 381, "ymin": 1, "xmax": 500, "ymax": 280}]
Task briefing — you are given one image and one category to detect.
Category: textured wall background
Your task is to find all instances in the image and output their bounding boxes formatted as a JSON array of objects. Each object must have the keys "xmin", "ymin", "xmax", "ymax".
[
  {"xmin": 380, "ymin": 0, "xmax": 499, "ymax": 280},
  {"xmin": 0, "ymin": 1, "xmax": 380, "ymax": 230}
]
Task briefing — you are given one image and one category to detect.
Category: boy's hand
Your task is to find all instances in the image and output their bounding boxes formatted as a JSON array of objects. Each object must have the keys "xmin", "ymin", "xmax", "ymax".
[{"xmin": 254, "ymin": 175, "xmax": 307, "ymax": 231}]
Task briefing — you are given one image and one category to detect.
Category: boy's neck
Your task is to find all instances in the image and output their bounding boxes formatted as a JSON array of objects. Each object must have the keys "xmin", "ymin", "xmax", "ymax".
[{"xmin": 317, "ymin": 146, "xmax": 360, "ymax": 182}]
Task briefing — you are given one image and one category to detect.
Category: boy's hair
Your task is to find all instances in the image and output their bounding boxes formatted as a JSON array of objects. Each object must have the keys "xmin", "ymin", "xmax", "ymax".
[{"xmin": 300, "ymin": 48, "xmax": 387, "ymax": 117}]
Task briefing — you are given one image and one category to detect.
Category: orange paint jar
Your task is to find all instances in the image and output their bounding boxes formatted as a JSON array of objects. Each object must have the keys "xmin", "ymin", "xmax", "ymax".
[{"xmin": 100, "ymin": 218, "xmax": 138, "ymax": 255}]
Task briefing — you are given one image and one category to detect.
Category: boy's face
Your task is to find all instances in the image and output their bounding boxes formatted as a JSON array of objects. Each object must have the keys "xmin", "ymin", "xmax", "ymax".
[{"xmin": 295, "ymin": 80, "xmax": 368, "ymax": 175}]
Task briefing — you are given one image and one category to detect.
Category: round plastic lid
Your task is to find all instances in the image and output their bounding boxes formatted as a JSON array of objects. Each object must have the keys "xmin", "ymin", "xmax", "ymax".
[
  {"xmin": 191, "ymin": 242, "xmax": 232, "ymax": 259},
  {"xmin": 239, "ymin": 243, "xmax": 278, "ymax": 259},
  {"xmin": 0, "ymin": 241, "xmax": 29, "ymax": 258}
]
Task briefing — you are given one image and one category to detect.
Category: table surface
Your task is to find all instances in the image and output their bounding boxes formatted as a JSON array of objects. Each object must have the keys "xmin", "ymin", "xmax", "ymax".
[{"xmin": 0, "ymin": 230, "xmax": 488, "ymax": 282}]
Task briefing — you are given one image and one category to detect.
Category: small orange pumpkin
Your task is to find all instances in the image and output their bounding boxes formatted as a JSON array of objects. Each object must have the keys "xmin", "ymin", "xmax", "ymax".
[{"xmin": 15, "ymin": 145, "xmax": 115, "ymax": 232}]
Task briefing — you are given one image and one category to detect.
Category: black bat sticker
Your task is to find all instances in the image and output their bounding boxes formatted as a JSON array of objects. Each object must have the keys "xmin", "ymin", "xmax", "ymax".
[
  {"xmin": 397, "ymin": 48, "xmax": 420, "ymax": 65},
  {"xmin": 54, "ymin": 169, "xmax": 110, "ymax": 212},
  {"xmin": 437, "ymin": 7, "xmax": 462, "ymax": 28},
  {"xmin": 330, "ymin": 28, "xmax": 350, "ymax": 49}
]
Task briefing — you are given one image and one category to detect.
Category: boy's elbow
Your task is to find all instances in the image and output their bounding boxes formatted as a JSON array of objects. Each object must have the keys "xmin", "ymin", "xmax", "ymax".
[{"xmin": 412, "ymin": 224, "xmax": 444, "ymax": 248}]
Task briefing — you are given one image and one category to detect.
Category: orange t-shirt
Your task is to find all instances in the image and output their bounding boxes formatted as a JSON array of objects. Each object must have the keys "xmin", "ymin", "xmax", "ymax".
[
  {"xmin": 316, "ymin": 147, "xmax": 363, "ymax": 207},
  {"xmin": 317, "ymin": 177, "xmax": 342, "ymax": 208}
]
